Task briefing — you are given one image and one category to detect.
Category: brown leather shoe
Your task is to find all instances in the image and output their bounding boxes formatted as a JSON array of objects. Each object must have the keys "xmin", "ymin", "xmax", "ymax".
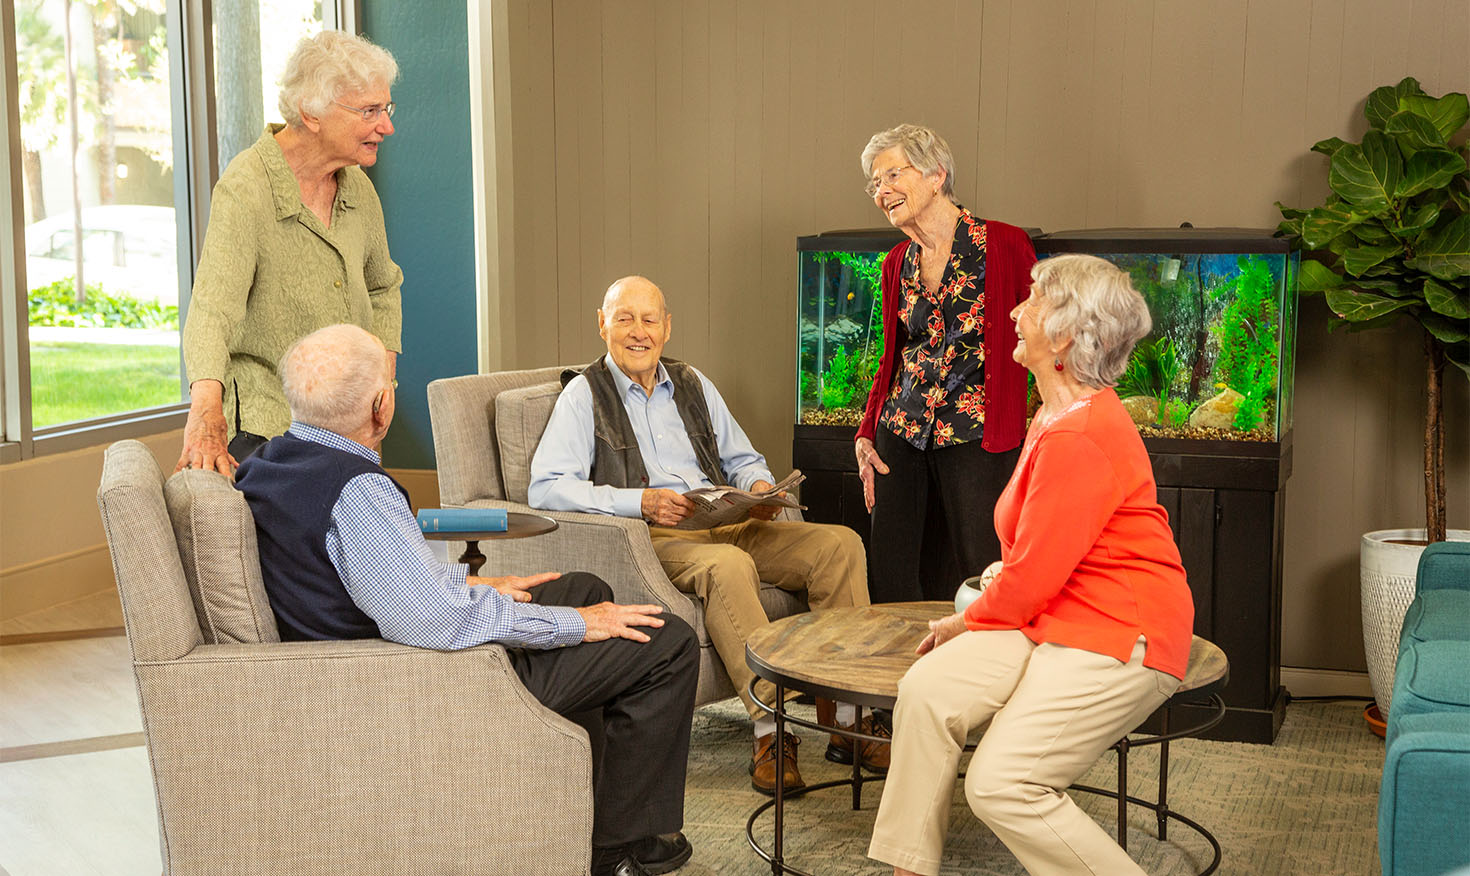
[
  {"xmin": 751, "ymin": 731, "xmax": 804, "ymax": 795},
  {"xmin": 824, "ymin": 714, "xmax": 891, "ymax": 773}
]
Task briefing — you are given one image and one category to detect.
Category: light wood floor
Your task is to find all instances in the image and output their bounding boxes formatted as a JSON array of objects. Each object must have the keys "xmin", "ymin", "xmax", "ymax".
[{"xmin": 0, "ymin": 593, "xmax": 161, "ymax": 876}]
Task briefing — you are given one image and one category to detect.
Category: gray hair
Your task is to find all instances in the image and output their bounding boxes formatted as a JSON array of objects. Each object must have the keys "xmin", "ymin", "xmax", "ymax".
[
  {"xmin": 1029, "ymin": 254, "xmax": 1152, "ymax": 389},
  {"xmin": 860, "ymin": 124, "xmax": 956, "ymax": 199},
  {"xmin": 280, "ymin": 324, "xmax": 391, "ymax": 434},
  {"xmin": 278, "ymin": 31, "xmax": 399, "ymax": 126}
]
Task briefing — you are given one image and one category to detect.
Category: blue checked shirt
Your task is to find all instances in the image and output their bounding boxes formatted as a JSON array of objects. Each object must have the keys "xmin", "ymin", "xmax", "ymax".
[
  {"xmin": 289, "ymin": 423, "xmax": 586, "ymax": 650},
  {"xmin": 528, "ymin": 355, "xmax": 775, "ymax": 516}
]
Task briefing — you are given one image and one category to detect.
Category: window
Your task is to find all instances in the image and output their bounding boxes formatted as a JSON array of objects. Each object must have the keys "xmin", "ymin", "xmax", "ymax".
[{"xmin": 0, "ymin": 0, "xmax": 348, "ymax": 460}]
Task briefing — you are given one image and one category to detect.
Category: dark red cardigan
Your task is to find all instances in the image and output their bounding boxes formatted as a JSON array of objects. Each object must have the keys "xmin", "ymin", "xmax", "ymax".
[{"xmin": 855, "ymin": 219, "xmax": 1037, "ymax": 453}]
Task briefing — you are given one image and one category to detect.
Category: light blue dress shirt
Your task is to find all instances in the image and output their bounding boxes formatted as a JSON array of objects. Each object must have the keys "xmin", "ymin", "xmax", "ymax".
[
  {"xmin": 528, "ymin": 355, "xmax": 775, "ymax": 517},
  {"xmin": 288, "ymin": 423, "xmax": 586, "ymax": 650}
]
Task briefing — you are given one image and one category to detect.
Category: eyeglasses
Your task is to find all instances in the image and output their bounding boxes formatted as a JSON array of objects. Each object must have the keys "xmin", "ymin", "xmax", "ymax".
[
  {"xmin": 334, "ymin": 100, "xmax": 396, "ymax": 122},
  {"xmin": 865, "ymin": 164, "xmax": 915, "ymax": 198}
]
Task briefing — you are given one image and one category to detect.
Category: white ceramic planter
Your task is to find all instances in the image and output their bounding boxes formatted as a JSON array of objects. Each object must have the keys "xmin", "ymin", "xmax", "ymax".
[{"xmin": 1360, "ymin": 528, "xmax": 1470, "ymax": 716}]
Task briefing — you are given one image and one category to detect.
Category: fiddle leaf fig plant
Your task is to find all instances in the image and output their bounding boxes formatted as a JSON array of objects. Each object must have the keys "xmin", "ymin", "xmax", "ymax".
[{"xmin": 1278, "ymin": 77, "xmax": 1469, "ymax": 544}]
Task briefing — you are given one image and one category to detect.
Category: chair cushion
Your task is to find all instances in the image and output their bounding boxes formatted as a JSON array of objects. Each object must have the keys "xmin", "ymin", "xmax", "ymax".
[
  {"xmin": 163, "ymin": 470, "xmax": 280, "ymax": 644},
  {"xmin": 1386, "ymin": 640, "xmax": 1470, "ymax": 747},
  {"xmin": 495, "ymin": 381, "xmax": 562, "ymax": 503},
  {"xmin": 1399, "ymin": 590, "xmax": 1470, "ymax": 655}
]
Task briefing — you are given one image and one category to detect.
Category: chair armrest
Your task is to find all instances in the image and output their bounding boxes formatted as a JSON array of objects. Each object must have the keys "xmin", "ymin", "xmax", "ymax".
[
  {"xmin": 449, "ymin": 499, "xmax": 699, "ymax": 629},
  {"xmin": 132, "ymin": 638, "xmax": 593, "ymax": 874}
]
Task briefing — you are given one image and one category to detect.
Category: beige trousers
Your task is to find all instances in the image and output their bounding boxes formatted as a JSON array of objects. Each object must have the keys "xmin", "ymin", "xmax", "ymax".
[
  {"xmin": 650, "ymin": 519, "xmax": 869, "ymax": 720},
  {"xmin": 868, "ymin": 630, "xmax": 1179, "ymax": 876}
]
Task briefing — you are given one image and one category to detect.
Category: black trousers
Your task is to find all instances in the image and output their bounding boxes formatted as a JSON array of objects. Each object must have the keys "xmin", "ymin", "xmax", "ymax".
[
  {"xmin": 507, "ymin": 572, "xmax": 698, "ymax": 848},
  {"xmin": 868, "ymin": 428, "xmax": 1021, "ymax": 603}
]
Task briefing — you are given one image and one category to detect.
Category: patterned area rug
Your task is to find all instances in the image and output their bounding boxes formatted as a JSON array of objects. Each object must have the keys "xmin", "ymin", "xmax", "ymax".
[{"xmin": 677, "ymin": 699, "xmax": 1382, "ymax": 875}]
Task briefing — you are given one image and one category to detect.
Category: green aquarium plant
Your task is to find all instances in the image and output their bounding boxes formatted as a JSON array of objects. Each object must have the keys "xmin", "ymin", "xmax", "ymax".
[
  {"xmin": 1116, "ymin": 337, "xmax": 1181, "ymax": 423},
  {"xmin": 1211, "ymin": 256, "xmax": 1280, "ymax": 432},
  {"xmin": 1277, "ymin": 77, "xmax": 1469, "ymax": 542}
]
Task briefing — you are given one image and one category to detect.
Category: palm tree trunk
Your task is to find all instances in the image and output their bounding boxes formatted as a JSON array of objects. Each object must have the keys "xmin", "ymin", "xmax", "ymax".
[{"xmin": 1424, "ymin": 329, "xmax": 1446, "ymax": 544}]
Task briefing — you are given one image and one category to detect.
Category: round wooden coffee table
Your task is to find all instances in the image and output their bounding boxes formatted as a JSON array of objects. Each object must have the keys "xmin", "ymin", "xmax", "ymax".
[{"xmin": 743, "ymin": 603, "xmax": 1228, "ymax": 876}]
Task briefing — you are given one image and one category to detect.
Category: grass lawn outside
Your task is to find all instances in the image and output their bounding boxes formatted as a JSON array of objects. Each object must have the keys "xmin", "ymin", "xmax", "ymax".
[{"xmin": 29, "ymin": 342, "xmax": 183, "ymax": 428}]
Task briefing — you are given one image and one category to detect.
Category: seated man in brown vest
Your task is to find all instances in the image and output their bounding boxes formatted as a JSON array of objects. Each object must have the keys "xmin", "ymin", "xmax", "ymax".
[{"xmin": 528, "ymin": 275, "xmax": 879, "ymax": 794}]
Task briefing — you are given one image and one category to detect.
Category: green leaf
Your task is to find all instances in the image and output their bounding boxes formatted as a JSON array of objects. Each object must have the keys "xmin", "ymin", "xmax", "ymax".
[
  {"xmin": 1365, "ymin": 77, "xmax": 1425, "ymax": 129},
  {"xmin": 1384, "ymin": 110, "xmax": 1445, "ymax": 157},
  {"xmin": 1405, "ymin": 213, "xmax": 1470, "ymax": 280},
  {"xmin": 1445, "ymin": 341, "xmax": 1470, "ymax": 378},
  {"xmin": 1350, "ymin": 221, "xmax": 1396, "ymax": 245},
  {"xmin": 1329, "ymin": 131, "xmax": 1402, "ymax": 209},
  {"xmin": 1424, "ymin": 277, "xmax": 1470, "ymax": 318},
  {"xmin": 1390, "ymin": 202, "xmax": 1441, "ymax": 239},
  {"xmin": 1324, "ymin": 286, "xmax": 1416, "ymax": 321},
  {"xmin": 1401, "ymin": 92, "xmax": 1470, "ymax": 141},
  {"xmin": 1302, "ymin": 201, "xmax": 1370, "ymax": 248},
  {"xmin": 1340, "ymin": 243, "xmax": 1404, "ymax": 276},
  {"xmin": 1311, "ymin": 137, "xmax": 1352, "ymax": 157},
  {"xmin": 1297, "ymin": 257, "xmax": 1345, "ymax": 292},
  {"xmin": 1422, "ymin": 312, "xmax": 1469, "ymax": 343},
  {"xmin": 1397, "ymin": 148, "xmax": 1468, "ymax": 198}
]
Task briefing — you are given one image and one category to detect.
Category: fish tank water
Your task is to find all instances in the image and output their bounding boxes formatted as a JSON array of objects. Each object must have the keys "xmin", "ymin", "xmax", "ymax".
[
  {"xmin": 1035, "ymin": 229, "xmax": 1299, "ymax": 442},
  {"xmin": 796, "ymin": 229, "xmax": 904, "ymax": 427}
]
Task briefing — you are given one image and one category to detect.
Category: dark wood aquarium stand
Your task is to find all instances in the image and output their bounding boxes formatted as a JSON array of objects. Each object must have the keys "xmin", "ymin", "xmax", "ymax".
[{"xmin": 793, "ymin": 426, "xmax": 1291, "ymax": 744}]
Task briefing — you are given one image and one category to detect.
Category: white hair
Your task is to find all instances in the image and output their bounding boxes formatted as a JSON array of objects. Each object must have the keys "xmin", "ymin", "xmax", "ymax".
[
  {"xmin": 279, "ymin": 324, "xmax": 390, "ymax": 434},
  {"xmin": 860, "ymin": 124, "xmax": 957, "ymax": 199},
  {"xmin": 278, "ymin": 31, "xmax": 399, "ymax": 126},
  {"xmin": 1029, "ymin": 254, "xmax": 1152, "ymax": 389}
]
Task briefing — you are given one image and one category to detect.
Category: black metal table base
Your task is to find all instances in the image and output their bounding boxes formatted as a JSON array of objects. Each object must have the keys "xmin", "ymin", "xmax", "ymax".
[{"xmin": 743, "ymin": 678, "xmax": 1226, "ymax": 876}]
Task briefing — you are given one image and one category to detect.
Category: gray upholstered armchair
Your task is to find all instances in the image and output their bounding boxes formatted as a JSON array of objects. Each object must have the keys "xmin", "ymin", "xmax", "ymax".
[
  {"xmin": 426, "ymin": 368, "xmax": 808, "ymax": 707},
  {"xmin": 96, "ymin": 439, "xmax": 593, "ymax": 875}
]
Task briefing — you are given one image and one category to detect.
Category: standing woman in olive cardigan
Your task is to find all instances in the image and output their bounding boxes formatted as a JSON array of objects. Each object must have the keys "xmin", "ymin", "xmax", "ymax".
[
  {"xmin": 177, "ymin": 31, "xmax": 404, "ymax": 475},
  {"xmin": 855, "ymin": 124, "xmax": 1037, "ymax": 602}
]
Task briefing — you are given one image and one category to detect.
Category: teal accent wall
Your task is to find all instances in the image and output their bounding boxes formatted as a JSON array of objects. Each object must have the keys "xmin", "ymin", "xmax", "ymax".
[{"xmin": 363, "ymin": 1, "xmax": 475, "ymax": 470}]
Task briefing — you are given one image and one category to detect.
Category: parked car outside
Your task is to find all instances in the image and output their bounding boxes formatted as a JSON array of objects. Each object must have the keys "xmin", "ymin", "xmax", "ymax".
[{"xmin": 24, "ymin": 205, "xmax": 180, "ymax": 306}]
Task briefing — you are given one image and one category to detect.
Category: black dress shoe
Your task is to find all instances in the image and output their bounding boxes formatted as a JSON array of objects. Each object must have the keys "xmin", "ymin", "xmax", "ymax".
[
  {"xmin": 606, "ymin": 855, "xmax": 652, "ymax": 876},
  {"xmin": 633, "ymin": 832, "xmax": 693, "ymax": 874}
]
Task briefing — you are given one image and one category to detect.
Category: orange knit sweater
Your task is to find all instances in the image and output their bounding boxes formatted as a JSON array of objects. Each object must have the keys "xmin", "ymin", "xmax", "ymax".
[{"xmin": 963, "ymin": 388, "xmax": 1195, "ymax": 679}]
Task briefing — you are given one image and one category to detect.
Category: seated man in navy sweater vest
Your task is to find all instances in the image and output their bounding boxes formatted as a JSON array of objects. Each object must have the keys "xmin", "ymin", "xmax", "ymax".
[{"xmin": 234, "ymin": 324, "xmax": 698, "ymax": 876}]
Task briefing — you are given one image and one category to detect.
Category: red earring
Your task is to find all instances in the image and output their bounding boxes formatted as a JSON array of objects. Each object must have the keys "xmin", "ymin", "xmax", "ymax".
[{"xmin": 1054, "ymin": 358, "xmax": 1064, "ymax": 372}]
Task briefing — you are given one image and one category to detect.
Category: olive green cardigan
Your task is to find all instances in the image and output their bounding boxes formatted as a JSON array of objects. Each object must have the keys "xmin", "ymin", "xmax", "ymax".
[{"xmin": 182, "ymin": 125, "xmax": 403, "ymax": 439}]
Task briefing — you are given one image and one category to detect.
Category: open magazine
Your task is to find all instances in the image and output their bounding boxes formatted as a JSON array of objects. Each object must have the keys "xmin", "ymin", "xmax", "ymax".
[{"xmin": 675, "ymin": 470, "xmax": 807, "ymax": 531}]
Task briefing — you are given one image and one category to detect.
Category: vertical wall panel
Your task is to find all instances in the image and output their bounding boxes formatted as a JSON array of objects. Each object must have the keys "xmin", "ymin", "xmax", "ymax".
[{"xmin": 498, "ymin": 0, "xmax": 1470, "ymax": 676}]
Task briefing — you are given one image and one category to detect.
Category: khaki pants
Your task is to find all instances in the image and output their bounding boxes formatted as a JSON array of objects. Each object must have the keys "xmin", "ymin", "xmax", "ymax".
[
  {"xmin": 868, "ymin": 630, "xmax": 1179, "ymax": 876},
  {"xmin": 650, "ymin": 519, "xmax": 869, "ymax": 720}
]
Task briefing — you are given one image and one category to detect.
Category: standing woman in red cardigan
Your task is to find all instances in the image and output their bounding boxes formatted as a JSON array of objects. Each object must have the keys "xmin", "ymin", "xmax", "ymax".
[
  {"xmin": 867, "ymin": 254, "xmax": 1195, "ymax": 876},
  {"xmin": 855, "ymin": 124, "xmax": 1037, "ymax": 603}
]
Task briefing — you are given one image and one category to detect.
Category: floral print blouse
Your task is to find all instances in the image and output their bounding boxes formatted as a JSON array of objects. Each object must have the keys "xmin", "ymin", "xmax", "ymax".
[{"xmin": 879, "ymin": 207, "xmax": 989, "ymax": 450}]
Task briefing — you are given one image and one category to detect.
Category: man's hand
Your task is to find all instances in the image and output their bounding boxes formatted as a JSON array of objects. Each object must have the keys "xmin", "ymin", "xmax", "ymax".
[
  {"xmin": 468, "ymin": 571, "xmax": 560, "ymax": 603},
  {"xmin": 175, "ymin": 380, "xmax": 237, "ymax": 477},
  {"xmin": 915, "ymin": 611, "xmax": 968, "ymax": 656},
  {"xmin": 642, "ymin": 488, "xmax": 697, "ymax": 527},
  {"xmin": 576, "ymin": 601, "xmax": 665, "ymax": 643},
  {"xmin": 747, "ymin": 479, "xmax": 783, "ymax": 521},
  {"xmin": 855, "ymin": 437, "xmax": 890, "ymax": 513}
]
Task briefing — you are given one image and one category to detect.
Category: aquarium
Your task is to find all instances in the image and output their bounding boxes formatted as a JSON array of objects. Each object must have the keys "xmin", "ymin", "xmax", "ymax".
[
  {"xmin": 796, "ymin": 229, "xmax": 904, "ymax": 427},
  {"xmin": 1035, "ymin": 228, "xmax": 1299, "ymax": 442}
]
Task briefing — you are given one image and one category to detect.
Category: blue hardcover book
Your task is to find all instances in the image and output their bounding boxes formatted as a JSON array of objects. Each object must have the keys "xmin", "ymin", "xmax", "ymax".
[{"xmin": 417, "ymin": 507, "xmax": 509, "ymax": 533}]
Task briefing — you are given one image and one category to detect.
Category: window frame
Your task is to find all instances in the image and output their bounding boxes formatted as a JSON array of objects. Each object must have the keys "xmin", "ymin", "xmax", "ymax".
[{"xmin": 0, "ymin": 0, "xmax": 356, "ymax": 463}]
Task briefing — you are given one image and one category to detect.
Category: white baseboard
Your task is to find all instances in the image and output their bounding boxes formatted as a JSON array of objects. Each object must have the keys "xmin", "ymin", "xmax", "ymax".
[{"xmin": 1280, "ymin": 666, "xmax": 1374, "ymax": 699}]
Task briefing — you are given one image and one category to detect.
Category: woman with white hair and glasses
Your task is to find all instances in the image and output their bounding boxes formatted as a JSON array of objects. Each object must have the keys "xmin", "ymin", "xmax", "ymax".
[
  {"xmin": 855, "ymin": 124, "xmax": 1037, "ymax": 604},
  {"xmin": 867, "ymin": 254, "xmax": 1195, "ymax": 876},
  {"xmin": 178, "ymin": 30, "xmax": 404, "ymax": 474}
]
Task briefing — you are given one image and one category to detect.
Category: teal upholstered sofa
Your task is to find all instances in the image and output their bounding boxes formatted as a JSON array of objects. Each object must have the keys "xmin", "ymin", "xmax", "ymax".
[{"xmin": 1378, "ymin": 541, "xmax": 1470, "ymax": 876}]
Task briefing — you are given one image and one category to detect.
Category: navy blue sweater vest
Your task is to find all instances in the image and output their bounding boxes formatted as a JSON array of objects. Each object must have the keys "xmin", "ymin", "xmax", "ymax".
[{"xmin": 236, "ymin": 433, "xmax": 409, "ymax": 641}]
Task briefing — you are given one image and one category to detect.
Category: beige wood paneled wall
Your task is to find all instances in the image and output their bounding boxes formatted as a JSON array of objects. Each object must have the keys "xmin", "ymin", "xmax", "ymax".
[{"xmin": 489, "ymin": 0, "xmax": 1470, "ymax": 672}]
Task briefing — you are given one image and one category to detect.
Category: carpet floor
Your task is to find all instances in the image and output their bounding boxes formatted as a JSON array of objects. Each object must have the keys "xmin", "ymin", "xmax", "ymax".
[{"xmin": 676, "ymin": 698, "xmax": 1382, "ymax": 875}]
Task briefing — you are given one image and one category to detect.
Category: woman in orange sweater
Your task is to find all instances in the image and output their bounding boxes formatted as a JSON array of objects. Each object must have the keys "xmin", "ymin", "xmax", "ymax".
[{"xmin": 867, "ymin": 254, "xmax": 1196, "ymax": 876}]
